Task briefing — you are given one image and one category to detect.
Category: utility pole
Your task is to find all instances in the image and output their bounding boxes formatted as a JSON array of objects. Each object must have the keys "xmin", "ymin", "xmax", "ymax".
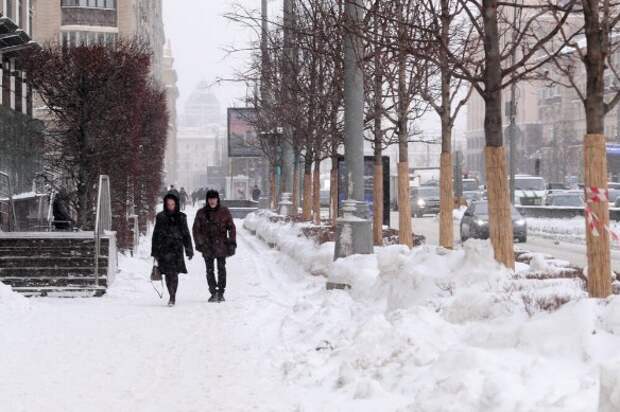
[
  {"xmin": 279, "ymin": 0, "xmax": 295, "ymax": 214},
  {"xmin": 330, "ymin": 0, "xmax": 372, "ymax": 275},
  {"xmin": 343, "ymin": 0, "xmax": 365, "ymax": 204},
  {"xmin": 259, "ymin": 0, "xmax": 272, "ymax": 208},
  {"xmin": 508, "ymin": 2, "xmax": 521, "ymax": 204}
]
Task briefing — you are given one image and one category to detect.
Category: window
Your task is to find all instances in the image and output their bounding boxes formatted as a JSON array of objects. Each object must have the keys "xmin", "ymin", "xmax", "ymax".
[
  {"xmin": 61, "ymin": 0, "xmax": 115, "ymax": 9},
  {"xmin": 6, "ymin": 0, "xmax": 13, "ymax": 19},
  {"xmin": 61, "ymin": 30, "xmax": 117, "ymax": 47}
]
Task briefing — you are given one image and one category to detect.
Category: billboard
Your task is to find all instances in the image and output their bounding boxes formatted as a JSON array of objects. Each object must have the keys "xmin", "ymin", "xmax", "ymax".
[{"xmin": 227, "ymin": 108, "xmax": 262, "ymax": 158}]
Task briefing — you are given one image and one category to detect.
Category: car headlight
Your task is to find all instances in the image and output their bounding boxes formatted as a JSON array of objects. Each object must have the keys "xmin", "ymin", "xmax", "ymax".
[
  {"xmin": 417, "ymin": 199, "xmax": 426, "ymax": 207},
  {"xmin": 474, "ymin": 218, "xmax": 487, "ymax": 226},
  {"xmin": 514, "ymin": 219, "xmax": 526, "ymax": 226}
]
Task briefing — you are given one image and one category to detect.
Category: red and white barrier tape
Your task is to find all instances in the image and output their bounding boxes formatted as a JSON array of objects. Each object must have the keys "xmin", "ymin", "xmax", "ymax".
[
  {"xmin": 586, "ymin": 187, "xmax": 609, "ymax": 203},
  {"xmin": 585, "ymin": 203, "xmax": 620, "ymax": 240}
]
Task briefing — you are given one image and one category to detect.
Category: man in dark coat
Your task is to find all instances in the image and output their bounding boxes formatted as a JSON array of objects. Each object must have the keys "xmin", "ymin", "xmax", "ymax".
[
  {"xmin": 151, "ymin": 192, "xmax": 194, "ymax": 306},
  {"xmin": 192, "ymin": 190, "xmax": 236, "ymax": 302},
  {"xmin": 179, "ymin": 187, "xmax": 189, "ymax": 210},
  {"xmin": 52, "ymin": 189, "xmax": 74, "ymax": 231},
  {"xmin": 251, "ymin": 185, "xmax": 261, "ymax": 201}
]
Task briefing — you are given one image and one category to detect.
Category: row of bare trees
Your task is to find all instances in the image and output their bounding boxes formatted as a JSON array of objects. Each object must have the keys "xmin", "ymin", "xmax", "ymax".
[
  {"xmin": 21, "ymin": 41, "xmax": 169, "ymax": 249},
  {"xmin": 233, "ymin": 0, "xmax": 620, "ymax": 298}
]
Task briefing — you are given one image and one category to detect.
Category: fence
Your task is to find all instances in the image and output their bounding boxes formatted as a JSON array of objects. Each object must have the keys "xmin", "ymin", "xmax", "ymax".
[{"xmin": 94, "ymin": 175, "xmax": 112, "ymax": 286}]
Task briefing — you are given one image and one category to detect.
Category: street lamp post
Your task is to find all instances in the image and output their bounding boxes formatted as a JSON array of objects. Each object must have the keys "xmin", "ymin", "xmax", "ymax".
[
  {"xmin": 330, "ymin": 0, "xmax": 372, "ymax": 288},
  {"xmin": 279, "ymin": 0, "xmax": 295, "ymax": 215}
]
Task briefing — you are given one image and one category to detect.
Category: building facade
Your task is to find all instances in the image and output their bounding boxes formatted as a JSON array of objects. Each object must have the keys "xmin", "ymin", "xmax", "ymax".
[
  {"xmin": 176, "ymin": 125, "xmax": 226, "ymax": 192},
  {"xmin": 1, "ymin": 0, "xmax": 45, "ymax": 193},
  {"xmin": 162, "ymin": 39, "xmax": 178, "ymax": 186},
  {"xmin": 464, "ymin": 80, "xmax": 542, "ymax": 183},
  {"xmin": 31, "ymin": 0, "xmax": 164, "ymax": 80}
]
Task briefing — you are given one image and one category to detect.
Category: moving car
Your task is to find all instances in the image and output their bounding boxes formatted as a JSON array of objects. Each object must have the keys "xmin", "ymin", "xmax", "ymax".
[
  {"xmin": 411, "ymin": 185, "xmax": 440, "ymax": 217},
  {"xmin": 546, "ymin": 182, "xmax": 569, "ymax": 194},
  {"xmin": 545, "ymin": 192, "xmax": 584, "ymax": 207},
  {"xmin": 514, "ymin": 175, "xmax": 546, "ymax": 205},
  {"xmin": 460, "ymin": 200, "xmax": 527, "ymax": 243}
]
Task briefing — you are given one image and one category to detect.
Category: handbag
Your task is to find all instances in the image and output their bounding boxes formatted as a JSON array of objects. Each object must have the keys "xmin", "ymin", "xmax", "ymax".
[
  {"xmin": 226, "ymin": 239, "xmax": 237, "ymax": 257},
  {"xmin": 150, "ymin": 260, "xmax": 164, "ymax": 298},
  {"xmin": 151, "ymin": 264, "xmax": 162, "ymax": 281}
]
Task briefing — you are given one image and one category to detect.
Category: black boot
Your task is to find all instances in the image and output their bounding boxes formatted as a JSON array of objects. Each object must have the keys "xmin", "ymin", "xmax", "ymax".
[
  {"xmin": 217, "ymin": 290, "xmax": 225, "ymax": 302},
  {"xmin": 208, "ymin": 289, "xmax": 218, "ymax": 303}
]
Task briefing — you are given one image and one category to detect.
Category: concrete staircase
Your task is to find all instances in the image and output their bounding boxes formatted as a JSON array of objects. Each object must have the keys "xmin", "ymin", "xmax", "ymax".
[{"xmin": 0, "ymin": 232, "xmax": 117, "ymax": 297}]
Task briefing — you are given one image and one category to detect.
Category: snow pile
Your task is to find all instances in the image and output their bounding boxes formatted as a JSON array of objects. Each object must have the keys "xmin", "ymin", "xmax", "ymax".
[
  {"xmin": 275, "ymin": 242, "xmax": 619, "ymax": 411},
  {"xmin": 243, "ymin": 213, "xmax": 620, "ymax": 410},
  {"xmin": 244, "ymin": 211, "xmax": 334, "ymax": 277},
  {"xmin": 0, "ymin": 281, "xmax": 30, "ymax": 316}
]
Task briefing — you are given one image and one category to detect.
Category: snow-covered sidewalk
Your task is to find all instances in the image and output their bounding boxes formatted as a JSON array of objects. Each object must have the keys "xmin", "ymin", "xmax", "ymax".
[
  {"xmin": 0, "ymin": 211, "xmax": 308, "ymax": 412},
  {"xmin": 2, "ymin": 208, "xmax": 620, "ymax": 411}
]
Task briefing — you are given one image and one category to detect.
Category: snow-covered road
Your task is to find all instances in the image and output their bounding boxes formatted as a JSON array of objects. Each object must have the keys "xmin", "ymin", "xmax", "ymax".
[
  {"xmin": 398, "ymin": 214, "xmax": 620, "ymax": 271},
  {"xmin": 0, "ymin": 210, "xmax": 309, "ymax": 412}
]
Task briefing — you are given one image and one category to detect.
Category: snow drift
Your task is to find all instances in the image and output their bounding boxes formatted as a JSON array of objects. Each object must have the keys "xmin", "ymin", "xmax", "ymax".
[{"xmin": 246, "ymin": 211, "xmax": 620, "ymax": 411}]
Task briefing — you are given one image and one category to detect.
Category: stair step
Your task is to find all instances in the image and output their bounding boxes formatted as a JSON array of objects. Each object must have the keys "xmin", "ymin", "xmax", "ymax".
[
  {"xmin": 1, "ymin": 277, "xmax": 108, "ymax": 288},
  {"xmin": 0, "ymin": 256, "xmax": 108, "ymax": 268},
  {"xmin": 0, "ymin": 238, "xmax": 109, "ymax": 249},
  {"xmin": 0, "ymin": 247, "xmax": 109, "ymax": 257},
  {"xmin": 11, "ymin": 286, "xmax": 107, "ymax": 297},
  {"xmin": 0, "ymin": 267, "xmax": 108, "ymax": 277}
]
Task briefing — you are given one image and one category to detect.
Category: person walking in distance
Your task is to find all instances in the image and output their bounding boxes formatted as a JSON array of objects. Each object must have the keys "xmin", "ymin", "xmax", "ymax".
[
  {"xmin": 151, "ymin": 192, "xmax": 194, "ymax": 306},
  {"xmin": 192, "ymin": 190, "xmax": 236, "ymax": 302},
  {"xmin": 179, "ymin": 187, "xmax": 189, "ymax": 211},
  {"xmin": 251, "ymin": 185, "xmax": 261, "ymax": 202}
]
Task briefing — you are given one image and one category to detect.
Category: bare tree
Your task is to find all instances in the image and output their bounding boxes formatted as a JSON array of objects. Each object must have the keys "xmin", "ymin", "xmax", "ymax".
[
  {"xmin": 540, "ymin": 0, "xmax": 620, "ymax": 297},
  {"xmin": 433, "ymin": 0, "xmax": 575, "ymax": 268},
  {"xmin": 416, "ymin": 0, "xmax": 476, "ymax": 250}
]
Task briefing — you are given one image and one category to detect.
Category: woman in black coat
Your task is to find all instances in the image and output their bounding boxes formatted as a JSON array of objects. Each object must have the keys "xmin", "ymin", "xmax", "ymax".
[{"xmin": 151, "ymin": 193, "xmax": 194, "ymax": 306}]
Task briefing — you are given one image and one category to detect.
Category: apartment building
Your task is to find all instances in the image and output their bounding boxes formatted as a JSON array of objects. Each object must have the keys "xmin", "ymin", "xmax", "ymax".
[{"xmin": 31, "ymin": 0, "xmax": 164, "ymax": 80}]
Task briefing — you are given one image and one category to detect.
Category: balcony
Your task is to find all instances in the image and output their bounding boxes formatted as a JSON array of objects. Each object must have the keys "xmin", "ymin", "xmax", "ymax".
[{"xmin": 62, "ymin": 8, "xmax": 117, "ymax": 28}]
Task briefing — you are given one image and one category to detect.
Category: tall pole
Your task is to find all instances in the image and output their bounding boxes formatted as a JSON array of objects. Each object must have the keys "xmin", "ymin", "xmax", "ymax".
[
  {"xmin": 508, "ymin": 2, "xmax": 520, "ymax": 204},
  {"xmin": 343, "ymin": 0, "xmax": 364, "ymax": 202},
  {"xmin": 260, "ymin": 0, "xmax": 272, "ymax": 205},
  {"xmin": 281, "ymin": 0, "xmax": 295, "ymax": 199},
  {"xmin": 330, "ymin": 0, "xmax": 372, "ymax": 272}
]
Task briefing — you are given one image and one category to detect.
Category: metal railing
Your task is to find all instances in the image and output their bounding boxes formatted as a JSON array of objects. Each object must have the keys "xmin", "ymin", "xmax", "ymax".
[{"xmin": 94, "ymin": 175, "xmax": 112, "ymax": 286}]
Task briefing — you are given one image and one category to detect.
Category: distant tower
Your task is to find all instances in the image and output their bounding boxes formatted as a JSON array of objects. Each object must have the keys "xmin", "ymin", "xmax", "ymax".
[
  {"xmin": 181, "ymin": 81, "xmax": 222, "ymax": 128},
  {"xmin": 163, "ymin": 39, "xmax": 179, "ymax": 184}
]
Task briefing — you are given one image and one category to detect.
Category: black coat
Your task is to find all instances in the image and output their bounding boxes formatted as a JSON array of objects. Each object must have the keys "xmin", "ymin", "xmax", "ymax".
[
  {"xmin": 193, "ymin": 202, "xmax": 236, "ymax": 258},
  {"xmin": 151, "ymin": 194, "xmax": 193, "ymax": 274}
]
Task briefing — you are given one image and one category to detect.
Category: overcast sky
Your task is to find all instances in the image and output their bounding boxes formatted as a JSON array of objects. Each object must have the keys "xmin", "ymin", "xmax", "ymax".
[
  {"xmin": 163, "ymin": 0, "xmax": 268, "ymax": 117},
  {"xmin": 162, "ymin": 0, "xmax": 462, "ymax": 139}
]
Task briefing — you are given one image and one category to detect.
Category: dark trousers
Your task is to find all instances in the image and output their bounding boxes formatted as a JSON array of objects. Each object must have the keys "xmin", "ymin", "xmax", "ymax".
[
  {"xmin": 165, "ymin": 273, "xmax": 178, "ymax": 300},
  {"xmin": 204, "ymin": 256, "xmax": 226, "ymax": 294}
]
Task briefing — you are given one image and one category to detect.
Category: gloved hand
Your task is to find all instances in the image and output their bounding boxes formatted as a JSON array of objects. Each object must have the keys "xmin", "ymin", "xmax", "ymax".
[{"xmin": 187, "ymin": 253, "xmax": 194, "ymax": 261}]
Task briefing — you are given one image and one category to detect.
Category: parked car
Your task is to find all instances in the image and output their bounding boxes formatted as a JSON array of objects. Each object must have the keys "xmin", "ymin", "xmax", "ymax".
[
  {"xmin": 545, "ymin": 192, "xmax": 584, "ymax": 207},
  {"xmin": 460, "ymin": 200, "xmax": 527, "ymax": 243},
  {"xmin": 547, "ymin": 182, "xmax": 569, "ymax": 195},
  {"xmin": 411, "ymin": 185, "xmax": 440, "ymax": 217}
]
